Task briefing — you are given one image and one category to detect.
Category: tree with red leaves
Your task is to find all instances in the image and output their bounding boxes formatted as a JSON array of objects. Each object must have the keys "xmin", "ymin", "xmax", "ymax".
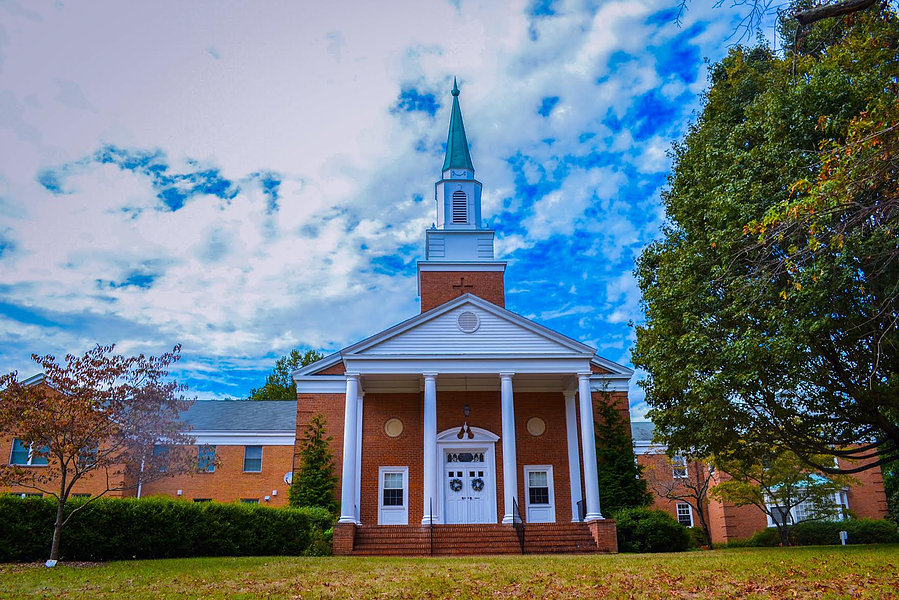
[{"xmin": 0, "ymin": 344, "xmax": 195, "ymax": 564}]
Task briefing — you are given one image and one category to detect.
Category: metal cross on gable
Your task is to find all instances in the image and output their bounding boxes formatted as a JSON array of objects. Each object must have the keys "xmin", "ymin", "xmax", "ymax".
[{"xmin": 452, "ymin": 277, "xmax": 474, "ymax": 295}]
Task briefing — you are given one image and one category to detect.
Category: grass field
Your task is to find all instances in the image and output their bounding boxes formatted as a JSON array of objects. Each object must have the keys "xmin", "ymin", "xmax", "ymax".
[{"xmin": 2, "ymin": 545, "xmax": 898, "ymax": 599}]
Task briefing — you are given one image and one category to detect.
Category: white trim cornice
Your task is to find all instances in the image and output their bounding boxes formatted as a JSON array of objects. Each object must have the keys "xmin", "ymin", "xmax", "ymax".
[
  {"xmin": 295, "ymin": 376, "xmax": 346, "ymax": 394},
  {"xmin": 417, "ymin": 261, "xmax": 506, "ymax": 272},
  {"xmin": 190, "ymin": 430, "xmax": 295, "ymax": 446},
  {"xmin": 342, "ymin": 357, "xmax": 593, "ymax": 375}
]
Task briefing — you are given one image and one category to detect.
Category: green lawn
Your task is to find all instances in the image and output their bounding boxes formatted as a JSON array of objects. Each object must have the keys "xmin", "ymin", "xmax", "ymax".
[{"xmin": 1, "ymin": 546, "xmax": 897, "ymax": 599}]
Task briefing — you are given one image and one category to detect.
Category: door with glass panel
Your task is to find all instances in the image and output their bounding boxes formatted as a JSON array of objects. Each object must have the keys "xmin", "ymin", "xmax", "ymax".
[
  {"xmin": 443, "ymin": 450, "xmax": 491, "ymax": 524},
  {"xmin": 378, "ymin": 467, "xmax": 408, "ymax": 525}
]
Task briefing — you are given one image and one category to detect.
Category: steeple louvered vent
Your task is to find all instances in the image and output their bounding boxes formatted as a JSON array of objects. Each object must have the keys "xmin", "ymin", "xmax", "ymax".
[{"xmin": 452, "ymin": 190, "xmax": 467, "ymax": 224}]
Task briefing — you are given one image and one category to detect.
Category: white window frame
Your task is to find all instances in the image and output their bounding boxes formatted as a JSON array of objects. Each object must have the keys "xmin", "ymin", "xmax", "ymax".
[
  {"xmin": 671, "ymin": 455, "xmax": 688, "ymax": 479},
  {"xmin": 378, "ymin": 466, "xmax": 409, "ymax": 525},
  {"xmin": 9, "ymin": 438, "xmax": 49, "ymax": 467},
  {"xmin": 243, "ymin": 445, "xmax": 263, "ymax": 473},
  {"xmin": 676, "ymin": 502, "xmax": 694, "ymax": 527},
  {"xmin": 197, "ymin": 444, "xmax": 216, "ymax": 473},
  {"xmin": 764, "ymin": 491, "xmax": 848, "ymax": 527},
  {"xmin": 523, "ymin": 464, "xmax": 556, "ymax": 523}
]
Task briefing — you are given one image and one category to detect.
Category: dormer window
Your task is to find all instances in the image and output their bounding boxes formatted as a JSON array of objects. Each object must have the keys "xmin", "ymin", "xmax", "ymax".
[{"xmin": 452, "ymin": 190, "xmax": 468, "ymax": 223}]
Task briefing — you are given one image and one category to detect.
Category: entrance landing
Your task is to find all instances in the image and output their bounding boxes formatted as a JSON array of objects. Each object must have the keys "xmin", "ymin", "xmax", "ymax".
[{"xmin": 333, "ymin": 521, "xmax": 617, "ymax": 556}]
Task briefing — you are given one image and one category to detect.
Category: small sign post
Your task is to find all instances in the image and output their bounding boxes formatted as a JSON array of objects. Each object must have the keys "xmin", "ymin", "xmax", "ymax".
[{"xmin": 839, "ymin": 530, "xmax": 848, "ymax": 546}]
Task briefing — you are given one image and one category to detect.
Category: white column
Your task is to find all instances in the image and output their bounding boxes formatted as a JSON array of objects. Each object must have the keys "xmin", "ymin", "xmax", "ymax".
[
  {"xmin": 564, "ymin": 390, "xmax": 584, "ymax": 522},
  {"xmin": 578, "ymin": 372, "xmax": 603, "ymax": 521},
  {"xmin": 500, "ymin": 372, "xmax": 519, "ymax": 524},
  {"xmin": 338, "ymin": 373, "xmax": 360, "ymax": 524},
  {"xmin": 422, "ymin": 372, "xmax": 439, "ymax": 525},
  {"xmin": 354, "ymin": 390, "xmax": 364, "ymax": 524}
]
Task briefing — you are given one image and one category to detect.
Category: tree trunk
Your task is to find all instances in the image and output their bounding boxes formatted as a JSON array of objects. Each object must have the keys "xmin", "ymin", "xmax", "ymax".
[
  {"xmin": 776, "ymin": 524, "xmax": 792, "ymax": 547},
  {"xmin": 696, "ymin": 508, "xmax": 714, "ymax": 548},
  {"xmin": 49, "ymin": 498, "xmax": 65, "ymax": 563}
]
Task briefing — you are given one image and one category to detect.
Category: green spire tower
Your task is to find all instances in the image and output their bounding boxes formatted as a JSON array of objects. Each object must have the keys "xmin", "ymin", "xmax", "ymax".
[
  {"xmin": 433, "ymin": 78, "xmax": 482, "ymax": 229},
  {"xmin": 442, "ymin": 77, "xmax": 475, "ymax": 173}
]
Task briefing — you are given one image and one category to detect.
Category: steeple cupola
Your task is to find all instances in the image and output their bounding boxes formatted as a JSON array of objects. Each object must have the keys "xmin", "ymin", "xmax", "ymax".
[
  {"xmin": 435, "ymin": 79, "xmax": 483, "ymax": 230},
  {"xmin": 417, "ymin": 79, "xmax": 506, "ymax": 313}
]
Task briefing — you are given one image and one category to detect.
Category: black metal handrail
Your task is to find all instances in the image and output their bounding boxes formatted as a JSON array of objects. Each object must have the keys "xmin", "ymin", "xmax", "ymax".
[
  {"xmin": 577, "ymin": 499, "xmax": 586, "ymax": 522},
  {"xmin": 512, "ymin": 497, "xmax": 525, "ymax": 554}
]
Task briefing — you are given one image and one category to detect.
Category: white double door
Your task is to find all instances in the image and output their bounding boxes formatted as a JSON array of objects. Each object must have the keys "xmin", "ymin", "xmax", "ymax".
[{"xmin": 443, "ymin": 449, "xmax": 493, "ymax": 524}]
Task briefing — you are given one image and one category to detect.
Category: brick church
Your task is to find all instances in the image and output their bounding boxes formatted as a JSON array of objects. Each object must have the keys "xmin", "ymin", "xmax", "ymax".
[{"xmin": 292, "ymin": 81, "xmax": 631, "ymax": 554}]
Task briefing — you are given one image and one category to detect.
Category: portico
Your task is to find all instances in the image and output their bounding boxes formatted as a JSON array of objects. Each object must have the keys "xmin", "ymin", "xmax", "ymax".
[
  {"xmin": 295, "ymin": 293, "xmax": 631, "ymax": 531},
  {"xmin": 291, "ymin": 81, "xmax": 630, "ymax": 555}
]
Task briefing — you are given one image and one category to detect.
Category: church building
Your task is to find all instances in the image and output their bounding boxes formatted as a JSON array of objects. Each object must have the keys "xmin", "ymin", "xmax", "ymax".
[{"xmin": 293, "ymin": 81, "xmax": 632, "ymax": 555}]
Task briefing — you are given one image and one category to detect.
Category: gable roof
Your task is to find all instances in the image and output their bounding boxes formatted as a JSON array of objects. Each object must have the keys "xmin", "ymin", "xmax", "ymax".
[
  {"xmin": 182, "ymin": 400, "xmax": 296, "ymax": 432},
  {"xmin": 296, "ymin": 294, "xmax": 639, "ymax": 379},
  {"xmin": 344, "ymin": 293, "xmax": 596, "ymax": 357},
  {"xmin": 631, "ymin": 421, "xmax": 655, "ymax": 443}
]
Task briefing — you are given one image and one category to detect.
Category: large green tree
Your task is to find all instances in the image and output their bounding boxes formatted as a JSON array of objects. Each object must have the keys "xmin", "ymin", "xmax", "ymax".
[
  {"xmin": 634, "ymin": 5, "xmax": 899, "ymax": 473},
  {"xmin": 248, "ymin": 349, "xmax": 323, "ymax": 401}
]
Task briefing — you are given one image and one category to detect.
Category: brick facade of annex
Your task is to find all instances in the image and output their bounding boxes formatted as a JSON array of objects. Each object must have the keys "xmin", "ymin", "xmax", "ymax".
[
  {"xmin": 636, "ymin": 451, "xmax": 890, "ymax": 544},
  {"xmin": 0, "ymin": 434, "xmax": 293, "ymax": 506}
]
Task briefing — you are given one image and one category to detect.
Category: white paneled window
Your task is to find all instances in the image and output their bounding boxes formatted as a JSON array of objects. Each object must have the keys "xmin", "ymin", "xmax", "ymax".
[
  {"xmin": 766, "ymin": 492, "xmax": 848, "ymax": 527},
  {"xmin": 9, "ymin": 438, "xmax": 49, "ymax": 466},
  {"xmin": 676, "ymin": 502, "xmax": 693, "ymax": 527},
  {"xmin": 243, "ymin": 445, "xmax": 262, "ymax": 472},
  {"xmin": 671, "ymin": 455, "xmax": 688, "ymax": 479}
]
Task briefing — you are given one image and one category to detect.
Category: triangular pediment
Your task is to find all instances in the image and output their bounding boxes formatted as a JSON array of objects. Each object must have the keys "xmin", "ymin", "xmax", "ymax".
[{"xmin": 342, "ymin": 294, "xmax": 595, "ymax": 359}]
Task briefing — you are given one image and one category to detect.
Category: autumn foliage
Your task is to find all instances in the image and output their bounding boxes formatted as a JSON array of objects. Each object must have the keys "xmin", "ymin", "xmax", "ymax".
[{"xmin": 0, "ymin": 344, "xmax": 195, "ymax": 562}]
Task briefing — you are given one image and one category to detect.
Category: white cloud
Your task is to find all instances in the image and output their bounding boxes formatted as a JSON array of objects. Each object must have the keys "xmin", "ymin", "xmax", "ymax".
[{"xmin": 0, "ymin": 0, "xmax": 738, "ymax": 397}]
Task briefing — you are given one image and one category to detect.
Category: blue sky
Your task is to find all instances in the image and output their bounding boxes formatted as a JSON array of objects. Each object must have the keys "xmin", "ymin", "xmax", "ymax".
[{"xmin": 0, "ymin": 1, "xmax": 769, "ymax": 416}]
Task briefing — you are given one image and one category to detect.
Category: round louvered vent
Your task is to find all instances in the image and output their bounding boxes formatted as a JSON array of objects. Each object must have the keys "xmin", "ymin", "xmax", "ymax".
[{"xmin": 457, "ymin": 311, "xmax": 480, "ymax": 333}]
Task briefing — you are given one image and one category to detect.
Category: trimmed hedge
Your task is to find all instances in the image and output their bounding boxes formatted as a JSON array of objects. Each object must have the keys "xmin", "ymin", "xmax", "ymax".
[
  {"xmin": 613, "ymin": 508, "xmax": 692, "ymax": 553},
  {"xmin": 0, "ymin": 495, "xmax": 333, "ymax": 562},
  {"xmin": 791, "ymin": 519, "xmax": 899, "ymax": 546},
  {"xmin": 725, "ymin": 518, "xmax": 899, "ymax": 547}
]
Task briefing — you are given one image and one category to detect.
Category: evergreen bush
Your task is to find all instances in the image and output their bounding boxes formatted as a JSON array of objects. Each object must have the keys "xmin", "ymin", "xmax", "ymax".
[
  {"xmin": 290, "ymin": 413, "xmax": 338, "ymax": 513},
  {"xmin": 0, "ymin": 495, "xmax": 332, "ymax": 562},
  {"xmin": 613, "ymin": 507, "xmax": 691, "ymax": 553}
]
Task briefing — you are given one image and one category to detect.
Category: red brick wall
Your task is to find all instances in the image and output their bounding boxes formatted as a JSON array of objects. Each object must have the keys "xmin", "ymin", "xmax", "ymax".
[
  {"xmin": 839, "ymin": 457, "xmax": 889, "ymax": 520},
  {"xmin": 0, "ymin": 434, "xmax": 131, "ymax": 499},
  {"xmin": 295, "ymin": 393, "xmax": 345, "ymax": 504},
  {"xmin": 640, "ymin": 455, "xmax": 891, "ymax": 544},
  {"xmin": 311, "ymin": 363, "xmax": 346, "ymax": 375},
  {"xmin": 360, "ymin": 393, "xmax": 424, "ymax": 524},
  {"xmin": 317, "ymin": 387, "xmax": 580, "ymax": 525},
  {"xmin": 140, "ymin": 444, "xmax": 294, "ymax": 505},
  {"xmin": 419, "ymin": 270, "xmax": 505, "ymax": 312},
  {"xmin": 514, "ymin": 392, "xmax": 573, "ymax": 522}
]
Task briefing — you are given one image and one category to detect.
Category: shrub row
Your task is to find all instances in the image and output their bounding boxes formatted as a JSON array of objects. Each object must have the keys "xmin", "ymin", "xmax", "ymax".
[
  {"xmin": 727, "ymin": 518, "xmax": 899, "ymax": 547},
  {"xmin": 614, "ymin": 508, "xmax": 692, "ymax": 553},
  {"xmin": 0, "ymin": 495, "xmax": 333, "ymax": 562}
]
